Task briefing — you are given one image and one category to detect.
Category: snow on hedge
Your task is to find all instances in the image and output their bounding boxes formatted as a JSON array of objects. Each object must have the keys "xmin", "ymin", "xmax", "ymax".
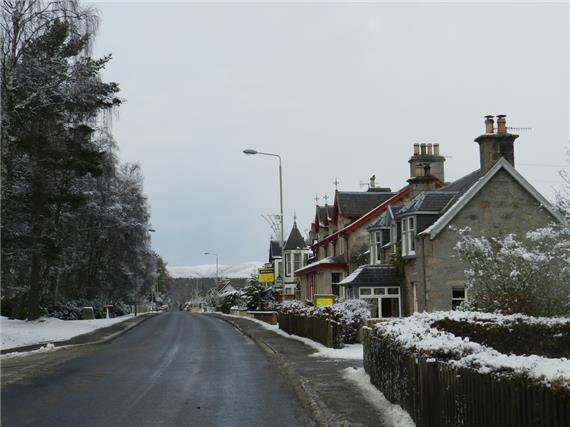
[{"xmin": 374, "ymin": 311, "xmax": 570, "ymax": 388}]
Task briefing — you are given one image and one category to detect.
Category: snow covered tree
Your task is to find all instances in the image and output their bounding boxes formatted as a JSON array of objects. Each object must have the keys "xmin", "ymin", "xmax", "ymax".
[
  {"xmin": 1, "ymin": 1, "xmax": 157, "ymax": 319},
  {"xmin": 454, "ymin": 226, "xmax": 570, "ymax": 317}
]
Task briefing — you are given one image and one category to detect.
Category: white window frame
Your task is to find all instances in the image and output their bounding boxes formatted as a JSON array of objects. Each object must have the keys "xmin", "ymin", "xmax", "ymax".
[
  {"xmin": 358, "ymin": 287, "xmax": 402, "ymax": 319},
  {"xmin": 452, "ymin": 287, "xmax": 467, "ymax": 310},
  {"xmin": 402, "ymin": 216, "xmax": 416, "ymax": 256}
]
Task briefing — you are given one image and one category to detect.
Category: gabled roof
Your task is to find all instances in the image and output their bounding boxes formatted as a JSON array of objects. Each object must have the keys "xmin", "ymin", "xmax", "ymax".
[
  {"xmin": 339, "ymin": 264, "xmax": 401, "ymax": 287},
  {"xmin": 284, "ymin": 222, "xmax": 306, "ymax": 250},
  {"xmin": 334, "ymin": 191, "xmax": 396, "ymax": 220},
  {"xmin": 313, "ymin": 186, "xmax": 412, "ymax": 249},
  {"xmin": 269, "ymin": 240, "xmax": 282, "ymax": 261},
  {"xmin": 420, "ymin": 158, "xmax": 564, "ymax": 240},
  {"xmin": 312, "ymin": 205, "xmax": 333, "ymax": 232}
]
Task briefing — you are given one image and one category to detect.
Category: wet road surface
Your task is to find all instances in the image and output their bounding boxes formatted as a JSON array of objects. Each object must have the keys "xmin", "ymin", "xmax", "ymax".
[{"xmin": 1, "ymin": 312, "xmax": 312, "ymax": 427}]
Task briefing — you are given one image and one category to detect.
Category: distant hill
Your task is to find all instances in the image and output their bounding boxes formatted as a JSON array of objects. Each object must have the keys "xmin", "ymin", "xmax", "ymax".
[{"xmin": 167, "ymin": 261, "xmax": 264, "ymax": 279}]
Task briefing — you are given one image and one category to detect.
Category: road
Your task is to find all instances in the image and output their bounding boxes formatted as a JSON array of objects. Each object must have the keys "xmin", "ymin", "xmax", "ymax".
[{"xmin": 1, "ymin": 312, "xmax": 312, "ymax": 427}]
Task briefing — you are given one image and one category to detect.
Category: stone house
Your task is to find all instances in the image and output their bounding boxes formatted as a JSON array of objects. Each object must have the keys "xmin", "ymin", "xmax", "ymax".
[{"xmin": 341, "ymin": 115, "xmax": 563, "ymax": 318}]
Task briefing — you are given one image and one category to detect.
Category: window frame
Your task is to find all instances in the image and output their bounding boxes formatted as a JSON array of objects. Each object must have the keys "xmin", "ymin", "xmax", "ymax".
[{"xmin": 358, "ymin": 286, "xmax": 402, "ymax": 319}]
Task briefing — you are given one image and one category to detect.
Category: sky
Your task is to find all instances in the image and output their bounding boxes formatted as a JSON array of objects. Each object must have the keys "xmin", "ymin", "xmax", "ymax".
[{"xmin": 90, "ymin": 1, "xmax": 569, "ymax": 267}]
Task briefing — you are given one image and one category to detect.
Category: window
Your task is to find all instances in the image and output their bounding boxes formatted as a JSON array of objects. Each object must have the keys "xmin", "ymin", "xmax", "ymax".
[
  {"xmin": 293, "ymin": 253, "xmax": 302, "ymax": 275},
  {"xmin": 452, "ymin": 287, "xmax": 466, "ymax": 309},
  {"xmin": 375, "ymin": 231, "xmax": 382, "ymax": 263},
  {"xmin": 331, "ymin": 272, "xmax": 343, "ymax": 296},
  {"xmin": 285, "ymin": 254, "xmax": 291, "ymax": 276},
  {"xmin": 402, "ymin": 217, "xmax": 416, "ymax": 256},
  {"xmin": 359, "ymin": 287, "xmax": 401, "ymax": 318}
]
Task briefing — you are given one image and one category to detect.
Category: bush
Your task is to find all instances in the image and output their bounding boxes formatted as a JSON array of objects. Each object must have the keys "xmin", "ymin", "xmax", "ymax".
[
  {"xmin": 242, "ymin": 281, "xmax": 277, "ymax": 311},
  {"xmin": 279, "ymin": 299, "xmax": 369, "ymax": 345}
]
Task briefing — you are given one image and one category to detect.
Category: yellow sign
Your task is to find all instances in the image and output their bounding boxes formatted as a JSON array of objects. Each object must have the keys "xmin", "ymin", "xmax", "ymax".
[
  {"xmin": 258, "ymin": 268, "xmax": 275, "ymax": 283},
  {"xmin": 315, "ymin": 295, "xmax": 335, "ymax": 307}
]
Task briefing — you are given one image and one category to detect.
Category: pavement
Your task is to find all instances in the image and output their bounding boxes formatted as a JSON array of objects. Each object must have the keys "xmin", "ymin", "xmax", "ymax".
[
  {"xmin": 211, "ymin": 313, "xmax": 390, "ymax": 426},
  {"xmin": 1, "ymin": 311, "xmax": 312, "ymax": 427}
]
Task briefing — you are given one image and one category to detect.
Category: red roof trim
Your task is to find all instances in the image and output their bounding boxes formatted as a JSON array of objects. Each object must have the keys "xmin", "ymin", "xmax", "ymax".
[
  {"xmin": 312, "ymin": 186, "xmax": 411, "ymax": 250},
  {"xmin": 295, "ymin": 262, "xmax": 348, "ymax": 276}
]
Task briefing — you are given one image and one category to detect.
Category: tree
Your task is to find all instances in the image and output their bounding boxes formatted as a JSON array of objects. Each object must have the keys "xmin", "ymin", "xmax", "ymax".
[
  {"xmin": 454, "ymin": 226, "xmax": 570, "ymax": 317},
  {"xmin": 1, "ymin": 1, "xmax": 157, "ymax": 319}
]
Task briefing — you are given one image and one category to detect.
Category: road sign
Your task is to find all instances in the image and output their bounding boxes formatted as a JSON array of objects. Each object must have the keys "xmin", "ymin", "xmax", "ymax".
[{"xmin": 258, "ymin": 267, "xmax": 275, "ymax": 283}]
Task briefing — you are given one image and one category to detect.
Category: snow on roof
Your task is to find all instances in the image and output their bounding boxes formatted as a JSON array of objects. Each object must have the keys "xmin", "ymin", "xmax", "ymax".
[{"xmin": 294, "ymin": 256, "xmax": 346, "ymax": 275}]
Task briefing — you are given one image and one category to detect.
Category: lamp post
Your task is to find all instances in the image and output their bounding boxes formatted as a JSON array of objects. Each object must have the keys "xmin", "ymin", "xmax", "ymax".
[
  {"xmin": 242, "ymin": 149, "xmax": 285, "ymax": 289},
  {"xmin": 204, "ymin": 252, "xmax": 219, "ymax": 285}
]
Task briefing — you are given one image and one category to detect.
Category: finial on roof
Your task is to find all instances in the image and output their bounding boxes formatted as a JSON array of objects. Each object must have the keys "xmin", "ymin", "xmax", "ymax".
[
  {"xmin": 324, "ymin": 194, "xmax": 329, "ymax": 204},
  {"xmin": 293, "ymin": 211, "xmax": 297, "ymax": 222},
  {"xmin": 333, "ymin": 178, "xmax": 340, "ymax": 190},
  {"xmin": 314, "ymin": 195, "xmax": 320, "ymax": 205}
]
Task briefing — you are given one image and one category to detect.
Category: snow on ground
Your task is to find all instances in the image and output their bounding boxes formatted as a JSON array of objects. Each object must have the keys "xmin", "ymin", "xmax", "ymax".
[
  {"xmin": 215, "ymin": 313, "xmax": 363, "ymax": 360},
  {"xmin": 375, "ymin": 311, "xmax": 570, "ymax": 388},
  {"xmin": 342, "ymin": 367, "xmax": 416, "ymax": 427},
  {"xmin": 1, "ymin": 314, "xmax": 134, "ymax": 351},
  {"xmin": 168, "ymin": 261, "xmax": 264, "ymax": 279}
]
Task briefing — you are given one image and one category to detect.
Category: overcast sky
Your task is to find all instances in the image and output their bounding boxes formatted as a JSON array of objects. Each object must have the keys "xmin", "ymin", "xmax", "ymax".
[{"xmin": 91, "ymin": 2, "xmax": 569, "ymax": 267}]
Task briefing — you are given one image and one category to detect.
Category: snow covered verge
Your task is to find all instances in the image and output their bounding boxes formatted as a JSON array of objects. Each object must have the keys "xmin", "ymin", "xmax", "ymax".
[
  {"xmin": 1, "ymin": 314, "xmax": 134, "ymax": 352},
  {"xmin": 212, "ymin": 313, "xmax": 363, "ymax": 360},
  {"xmin": 342, "ymin": 367, "xmax": 415, "ymax": 427},
  {"xmin": 374, "ymin": 311, "xmax": 570, "ymax": 388}
]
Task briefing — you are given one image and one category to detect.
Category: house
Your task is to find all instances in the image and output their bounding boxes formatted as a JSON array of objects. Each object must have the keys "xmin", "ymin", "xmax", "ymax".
[
  {"xmin": 341, "ymin": 115, "xmax": 563, "ymax": 318},
  {"xmin": 268, "ymin": 239, "xmax": 282, "ymax": 283},
  {"xmin": 282, "ymin": 221, "xmax": 311, "ymax": 299},
  {"xmin": 296, "ymin": 178, "xmax": 417, "ymax": 303}
]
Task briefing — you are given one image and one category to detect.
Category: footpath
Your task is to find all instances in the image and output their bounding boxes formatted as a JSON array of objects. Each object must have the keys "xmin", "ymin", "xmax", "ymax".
[{"xmin": 212, "ymin": 313, "xmax": 397, "ymax": 427}]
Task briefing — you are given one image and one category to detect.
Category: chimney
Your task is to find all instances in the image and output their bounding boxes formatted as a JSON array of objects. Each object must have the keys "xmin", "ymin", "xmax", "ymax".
[
  {"xmin": 369, "ymin": 175, "xmax": 376, "ymax": 189},
  {"xmin": 497, "ymin": 115, "xmax": 507, "ymax": 134},
  {"xmin": 485, "ymin": 115, "xmax": 494, "ymax": 134},
  {"xmin": 475, "ymin": 115, "xmax": 518, "ymax": 174},
  {"xmin": 408, "ymin": 142, "xmax": 446, "ymax": 182}
]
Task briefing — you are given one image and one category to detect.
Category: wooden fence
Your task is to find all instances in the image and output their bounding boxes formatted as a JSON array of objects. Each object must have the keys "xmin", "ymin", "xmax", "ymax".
[
  {"xmin": 363, "ymin": 328, "xmax": 570, "ymax": 427},
  {"xmin": 277, "ymin": 313, "xmax": 341, "ymax": 348}
]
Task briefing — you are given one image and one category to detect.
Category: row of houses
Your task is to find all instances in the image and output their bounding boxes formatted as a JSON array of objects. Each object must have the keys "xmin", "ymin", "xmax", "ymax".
[{"xmin": 266, "ymin": 115, "xmax": 563, "ymax": 318}]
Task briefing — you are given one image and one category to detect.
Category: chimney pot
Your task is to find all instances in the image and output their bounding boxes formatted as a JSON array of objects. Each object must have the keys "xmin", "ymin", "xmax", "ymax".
[
  {"xmin": 420, "ymin": 143, "xmax": 427, "ymax": 155},
  {"xmin": 413, "ymin": 143, "xmax": 420, "ymax": 156},
  {"xmin": 369, "ymin": 175, "xmax": 376, "ymax": 188},
  {"xmin": 484, "ymin": 115, "xmax": 494, "ymax": 134},
  {"xmin": 427, "ymin": 143, "xmax": 433, "ymax": 155},
  {"xmin": 434, "ymin": 143, "xmax": 440, "ymax": 156},
  {"xmin": 497, "ymin": 115, "xmax": 507, "ymax": 134},
  {"xmin": 415, "ymin": 164, "xmax": 423, "ymax": 177}
]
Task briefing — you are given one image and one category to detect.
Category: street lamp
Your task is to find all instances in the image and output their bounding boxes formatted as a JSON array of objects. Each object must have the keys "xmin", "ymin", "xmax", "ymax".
[
  {"xmin": 204, "ymin": 252, "xmax": 219, "ymax": 285},
  {"xmin": 242, "ymin": 149, "xmax": 285, "ymax": 289}
]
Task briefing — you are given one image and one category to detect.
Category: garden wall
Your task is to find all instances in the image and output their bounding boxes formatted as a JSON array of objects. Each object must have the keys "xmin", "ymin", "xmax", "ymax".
[{"xmin": 363, "ymin": 328, "xmax": 570, "ymax": 427}]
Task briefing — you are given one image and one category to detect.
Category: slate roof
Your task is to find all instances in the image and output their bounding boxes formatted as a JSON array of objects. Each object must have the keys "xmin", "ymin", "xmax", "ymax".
[
  {"xmin": 397, "ymin": 192, "xmax": 457, "ymax": 216},
  {"xmin": 339, "ymin": 264, "xmax": 401, "ymax": 287},
  {"xmin": 368, "ymin": 205, "xmax": 402, "ymax": 229},
  {"xmin": 396, "ymin": 170, "xmax": 482, "ymax": 218},
  {"xmin": 269, "ymin": 240, "xmax": 282, "ymax": 261},
  {"xmin": 284, "ymin": 222, "xmax": 306, "ymax": 250},
  {"xmin": 337, "ymin": 191, "xmax": 396, "ymax": 216},
  {"xmin": 317, "ymin": 205, "xmax": 333, "ymax": 225}
]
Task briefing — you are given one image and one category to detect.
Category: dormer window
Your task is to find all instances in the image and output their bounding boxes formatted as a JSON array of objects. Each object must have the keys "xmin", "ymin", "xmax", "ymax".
[{"xmin": 402, "ymin": 216, "xmax": 416, "ymax": 256}]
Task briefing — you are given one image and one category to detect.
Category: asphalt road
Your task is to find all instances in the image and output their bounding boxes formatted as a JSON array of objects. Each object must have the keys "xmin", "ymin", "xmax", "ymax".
[{"xmin": 1, "ymin": 312, "xmax": 312, "ymax": 427}]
